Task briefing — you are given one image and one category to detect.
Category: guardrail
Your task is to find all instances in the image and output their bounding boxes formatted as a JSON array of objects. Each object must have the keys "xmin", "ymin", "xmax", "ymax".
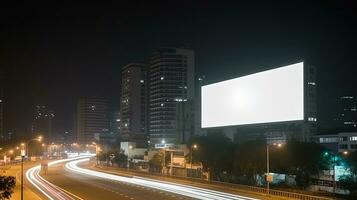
[{"xmin": 94, "ymin": 163, "xmax": 334, "ymax": 200}]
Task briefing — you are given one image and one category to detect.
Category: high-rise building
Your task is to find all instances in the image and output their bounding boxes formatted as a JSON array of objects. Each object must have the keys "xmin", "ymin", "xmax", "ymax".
[
  {"xmin": 302, "ymin": 64, "xmax": 318, "ymax": 140},
  {"xmin": 176, "ymin": 99, "xmax": 195, "ymax": 143},
  {"xmin": 120, "ymin": 63, "xmax": 148, "ymax": 147},
  {"xmin": 0, "ymin": 72, "xmax": 3, "ymax": 143},
  {"xmin": 76, "ymin": 97, "xmax": 109, "ymax": 144},
  {"xmin": 148, "ymin": 48, "xmax": 195, "ymax": 145},
  {"xmin": 333, "ymin": 96, "xmax": 357, "ymax": 131},
  {"xmin": 32, "ymin": 105, "xmax": 55, "ymax": 141}
]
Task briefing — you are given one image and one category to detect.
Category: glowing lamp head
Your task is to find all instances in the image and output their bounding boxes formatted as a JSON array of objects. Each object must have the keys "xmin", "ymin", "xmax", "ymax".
[
  {"xmin": 193, "ymin": 144, "xmax": 198, "ymax": 149},
  {"xmin": 161, "ymin": 140, "xmax": 166, "ymax": 144},
  {"xmin": 37, "ymin": 136, "xmax": 43, "ymax": 142}
]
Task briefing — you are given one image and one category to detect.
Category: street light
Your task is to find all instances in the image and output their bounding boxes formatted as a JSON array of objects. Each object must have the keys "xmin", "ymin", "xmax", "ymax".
[
  {"xmin": 161, "ymin": 140, "xmax": 166, "ymax": 174},
  {"xmin": 127, "ymin": 145, "xmax": 133, "ymax": 169},
  {"xmin": 190, "ymin": 144, "xmax": 198, "ymax": 167},
  {"xmin": 266, "ymin": 143, "xmax": 283, "ymax": 196},
  {"xmin": 21, "ymin": 135, "xmax": 42, "ymax": 200}
]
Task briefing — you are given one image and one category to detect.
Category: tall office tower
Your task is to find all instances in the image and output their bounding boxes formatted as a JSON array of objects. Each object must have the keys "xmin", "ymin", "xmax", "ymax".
[
  {"xmin": 333, "ymin": 96, "xmax": 357, "ymax": 131},
  {"xmin": 303, "ymin": 64, "xmax": 318, "ymax": 141},
  {"xmin": 120, "ymin": 63, "xmax": 148, "ymax": 147},
  {"xmin": 109, "ymin": 111, "xmax": 121, "ymax": 136},
  {"xmin": 76, "ymin": 97, "xmax": 109, "ymax": 144},
  {"xmin": 32, "ymin": 105, "xmax": 55, "ymax": 141},
  {"xmin": 149, "ymin": 48, "xmax": 195, "ymax": 145},
  {"xmin": 0, "ymin": 73, "xmax": 3, "ymax": 143}
]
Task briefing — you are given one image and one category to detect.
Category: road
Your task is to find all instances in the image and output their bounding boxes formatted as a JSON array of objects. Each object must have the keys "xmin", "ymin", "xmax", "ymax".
[{"xmin": 28, "ymin": 156, "xmax": 260, "ymax": 200}]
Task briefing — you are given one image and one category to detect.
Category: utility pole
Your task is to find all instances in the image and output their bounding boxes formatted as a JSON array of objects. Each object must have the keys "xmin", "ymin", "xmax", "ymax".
[
  {"xmin": 21, "ymin": 155, "xmax": 24, "ymax": 200},
  {"xmin": 266, "ymin": 144, "xmax": 270, "ymax": 196}
]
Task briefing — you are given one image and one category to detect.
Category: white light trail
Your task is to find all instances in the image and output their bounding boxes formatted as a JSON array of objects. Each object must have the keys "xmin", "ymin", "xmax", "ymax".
[
  {"xmin": 65, "ymin": 158, "xmax": 259, "ymax": 200},
  {"xmin": 26, "ymin": 155, "xmax": 94, "ymax": 200}
]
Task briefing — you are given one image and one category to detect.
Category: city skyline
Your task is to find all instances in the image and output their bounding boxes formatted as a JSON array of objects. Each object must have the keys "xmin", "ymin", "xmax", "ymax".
[{"xmin": 1, "ymin": 1, "xmax": 356, "ymax": 138}]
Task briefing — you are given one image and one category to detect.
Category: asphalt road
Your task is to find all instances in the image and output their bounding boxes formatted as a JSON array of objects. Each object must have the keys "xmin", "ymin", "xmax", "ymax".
[{"xmin": 43, "ymin": 161, "xmax": 194, "ymax": 200}]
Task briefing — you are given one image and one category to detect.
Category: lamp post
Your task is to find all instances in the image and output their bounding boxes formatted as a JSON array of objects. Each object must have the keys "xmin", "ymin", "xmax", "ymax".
[
  {"xmin": 161, "ymin": 139, "xmax": 166, "ymax": 175},
  {"xmin": 266, "ymin": 143, "xmax": 282, "ymax": 196},
  {"xmin": 21, "ymin": 136, "xmax": 42, "ymax": 200},
  {"xmin": 26, "ymin": 136, "xmax": 43, "ymax": 157},
  {"xmin": 127, "ymin": 145, "xmax": 133, "ymax": 169},
  {"xmin": 190, "ymin": 144, "xmax": 198, "ymax": 167}
]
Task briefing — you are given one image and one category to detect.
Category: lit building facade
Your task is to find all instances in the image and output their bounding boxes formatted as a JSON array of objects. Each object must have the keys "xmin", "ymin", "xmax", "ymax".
[
  {"xmin": 312, "ymin": 132, "xmax": 357, "ymax": 153},
  {"xmin": 120, "ymin": 63, "xmax": 148, "ymax": 147},
  {"xmin": 333, "ymin": 96, "xmax": 357, "ymax": 131},
  {"xmin": 149, "ymin": 48, "xmax": 195, "ymax": 145},
  {"xmin": 76, "ymin": 97, "xmax": 109, "ymax": 144}
]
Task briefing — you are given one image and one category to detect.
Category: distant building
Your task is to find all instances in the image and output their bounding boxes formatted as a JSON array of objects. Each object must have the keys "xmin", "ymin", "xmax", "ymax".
[
  {"xmin": 0, "ymin": 72, "xmax": 4, "ymax": 143},
  {"xmin": 109, "ymin": 111, "xmax": 121, "ymax": 137},
  {"xmin": 312, "ymin": 132, "xmax": 357, "ymax": 153},
  {"xmin": 303, "ymin": 64, "xmax": 318, "ymax": 140},
  {"xmin": 332, "ymin": 96, "xmax": 357, "ymax": 131},
  {"xmin": 76, "ymin": 97, "xmax": 109, "ymax": 144},
  {"xmin": 32, "ymin": 105, "xmax": 55, "ymax": 142},
  {"xmin": 120, "ymin": 63, "xmax": 148, "ymax": 147},
  {"xmin": 0, "ymin": 86, "xmax": 3, "ymax": 143},
  {"xmin": 148, "ymin": 48, "xmax": 195, "ymax": 146}
]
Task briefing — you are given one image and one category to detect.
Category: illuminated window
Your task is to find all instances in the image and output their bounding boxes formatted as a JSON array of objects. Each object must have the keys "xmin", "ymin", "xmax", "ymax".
[{"xmin": 140, "ymin": 80, "xmax": 144, "ymax": 83}]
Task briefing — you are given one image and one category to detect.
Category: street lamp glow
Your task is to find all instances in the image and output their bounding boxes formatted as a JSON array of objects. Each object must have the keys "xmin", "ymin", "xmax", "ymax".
[
  {"xmin": 161, "ymin": 139, "xmax": 166, "ymax": 144},
  {"xmin": 193, "ymin": 144, "xmax": 198, "ymax": 149},
  {"xmin": 9, "ymin": 149, "xmax": 14, "ymax": 154},
  {"xmin": 21, "ymin": 143, "xmax": 25, "ymax": 147},
  {"xmin": 343, "ymin": 151, "xmax": 348, "ymax": 155},
  {"xmin": 37, "ymin": 136, "xmax": 43, "ymax": 142},
  {"xmin": 129, "ymin": 145, "xmax": 133, "ymax": 149}
]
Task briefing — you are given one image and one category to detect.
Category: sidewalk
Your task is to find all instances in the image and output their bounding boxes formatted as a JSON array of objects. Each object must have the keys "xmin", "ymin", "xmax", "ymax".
[{"xmin": 1, "ymin": 161, "xmax": 43, "ymax": 200}]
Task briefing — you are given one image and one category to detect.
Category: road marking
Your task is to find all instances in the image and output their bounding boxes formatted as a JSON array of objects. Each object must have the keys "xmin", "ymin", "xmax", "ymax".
[{"xmin": 54, "ymin": 184, "xmax": 84, "ymax": 200}]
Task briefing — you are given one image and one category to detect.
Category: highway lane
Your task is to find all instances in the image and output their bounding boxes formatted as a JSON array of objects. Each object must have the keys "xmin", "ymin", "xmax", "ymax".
[
  {"xmin": 64, "ymin": 158, "xmax": 259, "ymax": 200},
  {"xmin": 44, "ymin": 160, "xmax": 192, "ymax": 200},
  {"xmin": 26, "ymin": 155, "xmax": 92, "ymax": 200},
  {"xmin": 28, "ymin": 156, "xmax": 260, "ymax": 200}
]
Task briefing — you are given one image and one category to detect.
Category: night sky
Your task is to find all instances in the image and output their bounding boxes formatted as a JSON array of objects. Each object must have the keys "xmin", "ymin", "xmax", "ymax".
[{"xmin": 1, "ymin": 1, "xmax": 356, "ymax": 138}]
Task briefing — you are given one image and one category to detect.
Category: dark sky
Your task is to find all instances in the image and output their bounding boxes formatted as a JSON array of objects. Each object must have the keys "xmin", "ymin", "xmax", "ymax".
[{"xmin": 1, "ymin": 1, "xmax": 356, "ymax": 137}]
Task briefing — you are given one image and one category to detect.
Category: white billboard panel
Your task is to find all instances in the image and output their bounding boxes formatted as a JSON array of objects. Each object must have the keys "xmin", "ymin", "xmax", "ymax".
[{"xmin": 201, "ymin": 62, "xmax": 304, "ymax": 128}]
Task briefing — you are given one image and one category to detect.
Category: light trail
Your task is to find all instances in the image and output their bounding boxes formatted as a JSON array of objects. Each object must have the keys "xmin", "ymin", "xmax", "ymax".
[
  {"xmin": 26, "ymin": 155, "xmax": 93, "ymax": 200},
  {"xmin": 65, "ymin": 158, "xmax": 259, "ymax": 200}
]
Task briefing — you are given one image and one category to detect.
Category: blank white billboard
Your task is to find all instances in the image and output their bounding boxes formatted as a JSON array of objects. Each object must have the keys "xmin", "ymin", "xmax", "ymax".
[{"xmin": 201, "ymin": 62, "xmax": 304, "ymax": 128}]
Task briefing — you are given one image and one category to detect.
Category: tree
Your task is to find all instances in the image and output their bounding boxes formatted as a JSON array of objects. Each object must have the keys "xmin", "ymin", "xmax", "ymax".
[
  {"xmin": 111, "ymin": 151, "xmax": 128, "ymax": 168},
  {"xmin": 232, "ymin": 139, "xmax": 266, "ymax": 185},
  {"xmin": 0, "ymin": 176, "xmax": 16, "ymax": 200},
  {"xmin": 339, "ymin": 175, "xmax": 357, "ymax": 197},
  {"xmin": 345, "ymin": 151, "xmax": 357, "ymax": 175},
  {"xmin": 189, "ymin": 132, "xmax": 235, "ymax": 181},
  {"xmin": 149, "ymin": 151, "xmax": 164, "ymax": 172}
]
